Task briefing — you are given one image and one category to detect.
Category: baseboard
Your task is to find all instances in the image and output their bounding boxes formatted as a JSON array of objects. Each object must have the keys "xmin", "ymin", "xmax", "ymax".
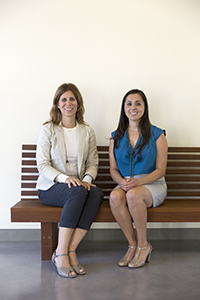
[
  {"xmin": 0, "ymin": 229, "xmax": 40, "ymax": 241},
  {"xmin": 84, "ymin": 228, "xmax": 200, "ymax": 241},
  {"xmin": 0, "ymin": 228, "xmax": 199, "ymax": 241}
]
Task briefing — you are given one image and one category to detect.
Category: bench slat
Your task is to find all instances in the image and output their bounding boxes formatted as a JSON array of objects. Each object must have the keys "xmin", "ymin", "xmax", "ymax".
[
  {"xmin": 167, "ymin": 190, "xmax": 200, "ymax": 197},
  {"xmin": 99, "ymin": 161, "xmax": 110, "ymax": 166},
  {"xmin": 21, "ymin": 175, "xmax": 38, "ymax": 181},
  {"xmin": 167, "ymin": 183, "xmax": 200, "ymax": 189},
  {"xmin": 168, "ymin": 154, "xmax": 200, "ymax": 160},
  {"xmin": 22, "ymin": 145, "xmax": 37, "ymax": 150},
  {"xmin": 167, "ymin": 161, "xmax": 200, "ymax": 167},
  {"xmin": 21, "ymin": 191, "xmax": 38, "ymax": 196},
  {"xmin": 165, "ymin": 175, "xmax": 200, "ymax": 181},
  {"xmin": 166, "ymin": 169, "xmax": 200, "ymax": 175},
  {"xmin": 21, "ymin": 167, "xmax": 38, "ymax": 173},
  {"xmin": 22, "ymin": 160, "xmax": 37, "ymax": 166},
  {"xmin": 168, "ymin": 147, "xmax": 200, "ymax": 152}
]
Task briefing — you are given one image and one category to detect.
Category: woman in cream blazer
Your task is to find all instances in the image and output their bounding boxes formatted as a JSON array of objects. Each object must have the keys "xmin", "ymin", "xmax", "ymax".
[
  {"xmin": 36, "ymin": 122, "xmax": 98, "ymax": 190},
  {"xmin": 36, "ymin": 83, "xmax": 103, "ymax": 278}
]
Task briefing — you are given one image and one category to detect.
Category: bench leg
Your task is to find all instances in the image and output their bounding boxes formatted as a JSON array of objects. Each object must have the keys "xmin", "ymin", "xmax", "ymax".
[{"xmin": 41, "ymin": 222, "xmax": 58, "ymax": 260}]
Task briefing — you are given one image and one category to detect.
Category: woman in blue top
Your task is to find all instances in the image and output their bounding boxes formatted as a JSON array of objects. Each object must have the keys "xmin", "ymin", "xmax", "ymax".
[{"xmin": 109, "ymin": 89, "xmax": 168, "ymax": 269}]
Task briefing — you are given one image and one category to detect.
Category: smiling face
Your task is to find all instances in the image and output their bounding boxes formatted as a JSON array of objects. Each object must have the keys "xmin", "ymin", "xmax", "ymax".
[
  {"xmin": 58, "ymin": 90, "xmax": 78, "ymax": 121},
  {"xmin": 124, "ymin": 93, "xmax": 145, "ymax": 124}
]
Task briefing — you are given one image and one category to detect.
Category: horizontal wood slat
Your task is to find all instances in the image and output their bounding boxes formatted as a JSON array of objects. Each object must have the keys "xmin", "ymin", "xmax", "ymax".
[
  {"xmin": 21, "ymin": 190, "xmax": 38, "ymax": 196},
  {"xmin": 167, "ymin": 147, "xmax": 200, "ymax": 152},
  {"xmin": 21, "ymin": 175, "xmax": 38, "ymax": 181},
  {"xmin": 97, "ymin": 146, "xmax": 109, "ymax": 152},
  {"xmin": 167, "ymin": 161, "xmax": 200, "ymax": 167},
  {"xmin": 21, "ymin": 167, "xmax": 38, "ymax": 173},
  {"xmin": 21, "ymin": 183, "xmax": 36, "ymax": 189},
  {"xmin": 95, "ymin": 175, "xmax": 112, "ymax": 181},
  {"xmin": 165, "ymin": 175, "xmax": 200, "ymax": 181},
  {"xmin": 99, "ymin": 160, "xmax": 110, "ymax": 166},
  {"xmin": 168, "ymin": 154, "xmax": 200, "ymax": 160},
  {"xmin": 167, "ymin": 183, "xmax": 200, "ymax": 189},
  {"xmin": 22, "ymin": 152, "xmax": 36, "ymax": 158},
  {"xmin": 22, "ymin": 145, "xmax": 36, "ymax": 150},
  {"xmin": 22, "ymin": 160, "xmax": 37, "ymax": 166},
  {"xmin": 167, "ymin": 190, "xmax": 200, "ymax": 197},
  {"xmin": 166, "ymin": 169, "xmax": 200, "ymax": 175},
  {"xmin": 98, "ymin": 153, "xmax": 109, "ymax": 159}
]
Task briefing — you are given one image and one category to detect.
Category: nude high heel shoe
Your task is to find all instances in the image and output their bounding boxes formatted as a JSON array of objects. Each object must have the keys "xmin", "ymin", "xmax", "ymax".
[
  {"xmin": 128, "ymin": 243, "xmax": 153, "ymax": 269},
  {"xmin": 118, "ymin": 245, "xmax": 137, "ymax": 267},
  {"xmin": 52, "ymin": 251, "xmax": 76, "ymax": 278}
]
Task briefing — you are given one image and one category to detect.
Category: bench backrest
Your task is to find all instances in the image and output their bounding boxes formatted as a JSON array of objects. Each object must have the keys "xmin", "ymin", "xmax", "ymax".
[{"xmin": 21, "ymin": 145, "xmax": 200, "ymax": 201}]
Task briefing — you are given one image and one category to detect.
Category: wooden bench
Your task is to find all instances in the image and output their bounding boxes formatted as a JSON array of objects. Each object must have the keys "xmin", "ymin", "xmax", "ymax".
[{"xmin": 11, "ymin": 145, "xmax": 200, "ymax": 260}]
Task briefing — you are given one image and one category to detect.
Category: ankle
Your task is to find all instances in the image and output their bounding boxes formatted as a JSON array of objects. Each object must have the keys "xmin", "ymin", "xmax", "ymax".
[
  {"xmin": 68, "ymin": 250, "xmax": 79, "ymax": 264},
  {"xmin": 68, "ymin": 249, "xmax": 76, "ymax": 253},
  {"xmin": 129, "ymin": 244, "xmax": 137, "ymax": 248},
  {"xmin": 55, "ymin": 247, "xmax": 68, "ymax": 255},
  {"xmin": 137, "ymin": 242, "xmax": 149, "ymax": 249}
]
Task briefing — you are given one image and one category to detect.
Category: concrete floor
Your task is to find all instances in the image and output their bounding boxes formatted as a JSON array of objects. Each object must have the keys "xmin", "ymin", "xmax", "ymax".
[{"xmin": 1, "ymin": 240, "xmax": 200, "ymax": 300}]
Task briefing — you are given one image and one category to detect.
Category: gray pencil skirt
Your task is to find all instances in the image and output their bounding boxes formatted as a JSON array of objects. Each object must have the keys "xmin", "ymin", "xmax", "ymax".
[
  {"xmin": 124, "ymin": 174, "xmax": 167, "ymax": 208},
  {"xmin": 134, "ymin": 175, "xmax": 167, "ymax": 207}
]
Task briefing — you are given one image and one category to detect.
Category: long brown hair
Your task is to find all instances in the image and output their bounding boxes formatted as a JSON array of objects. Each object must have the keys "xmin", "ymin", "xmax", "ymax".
[
  {"xmin": 44, "ymin": 83, "xmax": 85, "ymax": 125},
  {"xmin": 113, "ymin": 89, "xmax": 151, "ymax": 160}
]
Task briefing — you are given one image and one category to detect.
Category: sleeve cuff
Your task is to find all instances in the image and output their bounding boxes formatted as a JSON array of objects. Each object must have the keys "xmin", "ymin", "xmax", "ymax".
[
  {"xmin": 55, "ymin": 174, "xmax": 69, "ymax": 183},
  {"xmin": 82, "ymin": 174, "xmax": 93, "ymax": 184}
]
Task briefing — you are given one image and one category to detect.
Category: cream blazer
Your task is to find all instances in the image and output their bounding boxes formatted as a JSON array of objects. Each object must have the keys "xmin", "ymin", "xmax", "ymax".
[{"xmin": 36, "ymin": 122, "xmax": 98, "ymax": 190}]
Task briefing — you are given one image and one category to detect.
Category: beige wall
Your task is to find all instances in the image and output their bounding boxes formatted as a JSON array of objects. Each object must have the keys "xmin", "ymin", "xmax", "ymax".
[{"xmin": 1, "ymin": 0, "xmax": 200, "ymax": 229}]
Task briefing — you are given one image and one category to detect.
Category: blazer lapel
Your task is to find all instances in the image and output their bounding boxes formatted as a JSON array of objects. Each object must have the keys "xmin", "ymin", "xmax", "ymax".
[
  {"xmin": 54, "ymin": 124, "xmax": 67, "ymax": 172},
  {"xmin": 77, "ymin": 123, "xmax": 86, "ymax": 178}
]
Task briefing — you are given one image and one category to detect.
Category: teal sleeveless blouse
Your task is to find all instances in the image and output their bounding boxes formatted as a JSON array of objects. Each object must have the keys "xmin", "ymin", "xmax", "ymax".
[{"xmin": 111, "ymin": 125, "xmax": 165, "ymax": 177}]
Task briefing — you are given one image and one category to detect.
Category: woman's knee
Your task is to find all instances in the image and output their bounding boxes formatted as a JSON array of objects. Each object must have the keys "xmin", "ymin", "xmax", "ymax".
[
  {"xmin": 91, "ymin": 186, "xmax": 104, "ymax": 198},
  {"xmin": 109, "ymin": 190, "xmax": 125, "ymax": 209},
  {"xmin": 89, "ymin": 186, "xmax": 104, "ymax": 205},
  {"xmin": 72, "ymin": 185, "xmax": 88, "ymax": 200},
  {"xmin": 126, "ymin": 189, "xmax": 142, "ymax": 209},
  {"xmin": 127, "ymin": 188, "xmax": 153, "ymax": 209}
]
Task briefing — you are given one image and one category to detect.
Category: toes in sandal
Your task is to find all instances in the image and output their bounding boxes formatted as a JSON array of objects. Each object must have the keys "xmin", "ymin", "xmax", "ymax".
[{"xmin": 68, "ymin": 250, "xmax": 86, "ymax": 275}]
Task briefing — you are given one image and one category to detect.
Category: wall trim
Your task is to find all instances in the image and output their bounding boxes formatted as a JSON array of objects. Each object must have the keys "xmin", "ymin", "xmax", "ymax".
[{"xmin": 0, "ymin": 228, "xmax": 199, "ymax": 241}]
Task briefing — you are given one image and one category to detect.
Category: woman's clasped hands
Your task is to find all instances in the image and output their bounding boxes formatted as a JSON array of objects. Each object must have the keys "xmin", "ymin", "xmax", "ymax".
[{"xmin": 119, "ymin": 177, "xmax": 139, "ymax": 192}]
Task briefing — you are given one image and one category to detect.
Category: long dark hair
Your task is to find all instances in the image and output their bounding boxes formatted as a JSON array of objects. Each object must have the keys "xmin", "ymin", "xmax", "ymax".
[
  {"xmin": 44, "ymin": 83, "xmax": 85, "ymax": 125},
  {"xmin": 113, "ymin": 89, "xmax": 151, "ymax": 160}
]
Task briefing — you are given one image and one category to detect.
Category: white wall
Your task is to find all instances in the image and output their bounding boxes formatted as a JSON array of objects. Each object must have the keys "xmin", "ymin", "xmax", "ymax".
[{"xmin": 1, "ymin": 0, "xmax": 200, "ymax": 229}]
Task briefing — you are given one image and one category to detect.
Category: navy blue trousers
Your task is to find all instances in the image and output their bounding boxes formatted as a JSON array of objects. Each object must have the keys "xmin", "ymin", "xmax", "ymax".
[{"xmin": 38, "ymin": 183, "xmax": 104, "ymax": 230}]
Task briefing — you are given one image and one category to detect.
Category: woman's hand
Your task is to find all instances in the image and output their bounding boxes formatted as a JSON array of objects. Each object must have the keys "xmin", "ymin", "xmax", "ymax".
[
  {"xmin": 65, "ymin": 177, "xmax": 82, "ymax": 188},
  {"xmin": 82, "ymin": 182, "xmax": 96, "ymax": 191},
  {"xmin": 120, "ymin": 178, "xmax": 139, "ymax": 192}
]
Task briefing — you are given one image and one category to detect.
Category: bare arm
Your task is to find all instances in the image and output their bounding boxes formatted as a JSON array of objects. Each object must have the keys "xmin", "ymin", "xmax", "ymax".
[{"xmin": 109, "ymin": 138, "xmax": 127, "ymax": 187}]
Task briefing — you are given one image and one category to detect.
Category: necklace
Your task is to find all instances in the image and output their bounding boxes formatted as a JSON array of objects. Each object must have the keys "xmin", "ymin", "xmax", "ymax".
[
  {"xmin": 129, "ymin": 134, "xmax": 141, "ymax": 178},
  {"xmin": 129, "ymin": 143, "xmax": 134, "ymax": 178},
  {"xmin": 63, "ymin": 126, "xmax": 76, "ymax": 133},
  {"xmin": 61, "ymin": 122, "xmax": 76, "ymax": 132}
]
